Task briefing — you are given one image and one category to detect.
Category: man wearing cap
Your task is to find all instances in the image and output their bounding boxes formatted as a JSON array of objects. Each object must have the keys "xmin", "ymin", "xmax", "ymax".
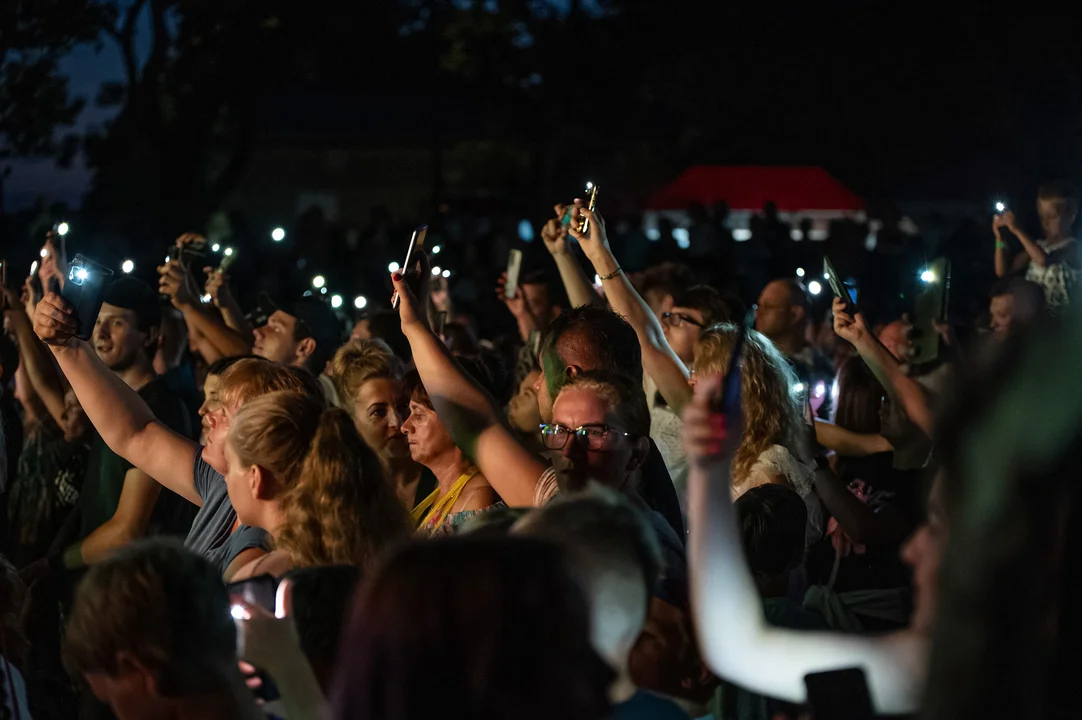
[
  {"xmin": 252, "ymin": 293, "xmax": 344, "ymax": 406},
  {"xmin": 47, "ymin": 277, "xmax": 197, "ymax": 573}
]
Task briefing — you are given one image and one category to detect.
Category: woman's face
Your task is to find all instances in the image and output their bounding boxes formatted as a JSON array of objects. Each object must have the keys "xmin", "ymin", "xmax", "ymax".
[
  {"xmin": 352, "ymin": 378, "xmax": 410, "ymax": 461},
  {"xmin": 901, "ymin": 474, "xmax": 947, "ymax": 635},
  {"xmin": 223, "ymin": 439, "xmax": 258, "ymax": 527},
  {"xmin": 401, "ymin": 399, "xmax": 456, "ymax": 467},
  {"xmin": 508, "ymin": 369, "xmax": 542, "ymax": 433}
]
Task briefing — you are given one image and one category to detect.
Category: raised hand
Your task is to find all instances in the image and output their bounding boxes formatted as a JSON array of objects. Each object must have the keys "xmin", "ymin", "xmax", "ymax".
[
  {"xmin": 832, "ymin": 296, "xmax": 868, "ymax": 346},
  {"xmin": 541, "ymin": 203, "xmax": 571, "ymax": 257},
  {"xmin": 566, "ymin": 203, "xmax": 611, "ymax": 263},
  {"xmin": 203, "ymin": 267, "xmax": 231, "ymax": 308},
  {"xmin": 496, "ymin": 271, "xmax": 531, "ymax": 319},
  {"xmin": 390, "ymin": 270, "xmax": 429, "ymax": 331},
  {"xmin": 32, "ymin": 292, "xmax": 79, "ymax": 348},
  {"xmin": 158, "ymin": 259, "xmax": 199, "ymax": 308}
]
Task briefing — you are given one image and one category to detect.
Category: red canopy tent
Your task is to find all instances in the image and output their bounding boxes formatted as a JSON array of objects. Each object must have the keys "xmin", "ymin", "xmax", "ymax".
[{"xmin": 647, "ymin": 165, "xmax": 864, "ymax": 212}]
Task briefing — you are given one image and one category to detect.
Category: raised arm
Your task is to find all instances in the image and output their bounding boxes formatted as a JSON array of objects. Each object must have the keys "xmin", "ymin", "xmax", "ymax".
[
  {"xmin": 569, "ymin": 206, "xmax": 693, "ymax": 414},
  {"xmin": 159, "ymin": 260, "xmax": 253, "ymax": 358},
  {"xmin": 832, "ymin": 298, "xmax": 935, "ymax": 437},
  {"xmin": 815, "ymin": 419, "xmax": 893, "ymax": 457},
  {"xmin": 685, "ymin": 375, "xmax": 926, "ymax": 715},
  {"xmin": 2, "ymin": 287, "xmax": 66, "ymax": 425},
  {"xmin": 32, "ymin": 293, "xmax": 203, "ymax": 506},
  {"xmin": 204, "ymin": 268, "xmax": 255, "ymax": 339},
  {"xmin": 393, "ymin": 272, "xmax": 546, "ymax": 507},
  {"xmin": 542, "ymin": 203, "xmax": 598, "ymax": 309},
  {"xmin": 997, "ymin": 210, "xmax": 1049, "ymax": 270}
]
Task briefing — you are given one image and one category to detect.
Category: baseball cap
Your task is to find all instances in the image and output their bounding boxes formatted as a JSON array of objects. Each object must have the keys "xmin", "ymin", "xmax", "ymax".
[
  {"xmin": 257, "ymin": 292, "xmax": 343, "ymax": 348},
  {"xmin": 103, "ymin": 277, "xmax": 162, "ymax": 331}
]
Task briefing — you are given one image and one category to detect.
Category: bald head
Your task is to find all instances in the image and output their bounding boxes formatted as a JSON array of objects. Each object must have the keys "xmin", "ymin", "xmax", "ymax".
[{"xmin": 755, "ymin": 279, "xmax": 807, "ymax": 345}]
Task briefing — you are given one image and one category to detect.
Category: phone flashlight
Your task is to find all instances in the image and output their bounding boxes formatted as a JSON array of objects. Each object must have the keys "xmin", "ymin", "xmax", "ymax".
[
  {"xmin": 30, "ymin": 260, "xmax": 38, "ymax": 275},
  {"xmin": 995, "ymin": 201, "xmax": 1006, "ymax": 213},
  {"xmin": 230, "ymin": 604, "xmax": 249, "ymax": 621}
]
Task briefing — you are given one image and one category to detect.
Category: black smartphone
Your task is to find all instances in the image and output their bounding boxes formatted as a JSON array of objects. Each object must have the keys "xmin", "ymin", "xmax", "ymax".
[
  {"xmin": 504, "ymin": 249, "xmax": 524, "ymax": 300},
  {"xmin": 578, "ymin": 182, "xmax": 599, "ymax": 235},
  {"xmin": 61, "ymin": 255, "xmax": 115, "ymax": 341},
  {"xmin": 823, "ymin": 256, "xmax": 859, "ymax": 313},
  {"xmin": 804, "ymin": 667, "xmax": 875, "ymax": 720},
  {"xmin": 711, "ymin": 306, "xmax": 757, "ymax": 415},
  {"xmin": 226, "ymin": 574, "xmax": 278, "ymax": 612},
  {"xmin": 392, "ymin": 225, "xmax": 429, "ymax": 310}
]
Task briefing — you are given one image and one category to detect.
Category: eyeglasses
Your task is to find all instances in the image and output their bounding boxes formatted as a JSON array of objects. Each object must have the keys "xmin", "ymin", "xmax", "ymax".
[
  {"xmin": 539, "ymin": 423, "xmax": 631, "ymax": 451},
  {"xmin": 661, "ymin": 311, "xmax": 705, "ymax": 329}
]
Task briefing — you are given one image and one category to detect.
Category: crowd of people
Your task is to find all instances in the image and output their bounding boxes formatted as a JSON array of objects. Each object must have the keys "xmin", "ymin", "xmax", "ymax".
[{"xmin": 0, "ymin": 180, "xmax": 1080, "ymax": 720}]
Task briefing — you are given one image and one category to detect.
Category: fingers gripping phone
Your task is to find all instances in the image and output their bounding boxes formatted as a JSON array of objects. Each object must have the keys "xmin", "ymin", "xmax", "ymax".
[
  {"xmin": 392, "ymin": 225, "xmax": 429, "ymax": 310},
  {"xmin": 504, "ymin": 249, "xmax": 524, "ymax": 300},
  {"xmin": 61, "ymin": 255, "xmax": 115, "ymax": 340},
  {"xmin": 579, "ymin": 182, "xmax": 599, "ymax": 235},
  {"xmin": 823, "ymin": 255, "xmax": 859, "ymax": 315}
]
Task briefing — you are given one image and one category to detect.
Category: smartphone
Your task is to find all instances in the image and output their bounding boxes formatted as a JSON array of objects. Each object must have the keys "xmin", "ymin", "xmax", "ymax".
[
  {"xmin": 61, "ymin": 255, "xmax": 115, "ymax": 341},
  {"xmin": 804, "ymin": 667, "xmax": 875, "ymax": 720},
  {"xmin": 711, "ymin": 306, "xmax": 757, "ymax": 415},
  {"xmin": 226, "ymin": 574, "xmax": 278, "ymax": 613},
  {"xmin": 823, "ymin": 256, "xmax": 859, "ymax": 313},
  {"xmin": 504, "ymin": 249, "xmax": 524, "ymax": 300},
  {"xmin": 909, "ymin": 257, "xmax": 951, "ymax": 366},
  {"xmin": 216, "ymin": 247, "xmax": 238, "ymax": 274},
  {"xmin": 578, "ymin": 182, "xmax": 599, "ymax": 235},
  {"xmin": 391, "ymin": 225, "xmax": 429, "ymax": 310}
]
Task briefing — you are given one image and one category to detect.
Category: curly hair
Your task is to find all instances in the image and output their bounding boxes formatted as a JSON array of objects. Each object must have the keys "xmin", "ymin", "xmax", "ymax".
[
  {"xmin": 228, "ymin": 392, "xmax": 410, "ymax": 569},
  {"xmin": 693, "ymin": 323, "xmax": 805, "ymax": 485},
  {"xmin": 330, "ymin": 339, "xmax": 403, "ymax": 420}
]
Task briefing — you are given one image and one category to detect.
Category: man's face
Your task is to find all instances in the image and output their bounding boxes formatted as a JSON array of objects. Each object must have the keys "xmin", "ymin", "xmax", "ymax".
[
  {"xmin": 93, "ymin": 303, "xmax": 151, "ymax": 373},
  {"xmin": 989, "ymin": 294, "xmax": 1015, "ymax": 338},
  {"xmin": 1038, "ymin": 197, "xmax": 1076, "ymax": 240},
  {"xmin": 201, "ymin": 400, "xmax": 232, "ymax": 474},
  {"xmin": 253, "ymin": 310, "xmax": 302, "ymax": 366},
  {"xmin": 521, "ymin": 282, "xmax": 553, "ymax": 323},
  {"xmin": 549, "ymin": 387, "xmax": 636, "ymax": 493},
  {"xmin": 661, "ymin": 305, "xmax": 704, "ymax": 365},
  {"xmin": 350, "ymin": 377, "xmax": 410, "ymax": 461},
  {"xmin": 754, "ymin": 282, "xmax": 793, "ymax": 340},
  {"xmin": 508, "ymin": 369, "xmax": 542, "ymax": 433},
  {"xmin": 197, "ymin": 373, "xmax": 222, "ymax": 442}
]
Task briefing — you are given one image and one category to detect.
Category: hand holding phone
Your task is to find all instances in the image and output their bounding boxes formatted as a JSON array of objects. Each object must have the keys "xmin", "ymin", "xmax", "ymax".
[
  {"xmin": 58, "ymin": 255, "xmax": 114, "ymax": 341},
  {"xmin": 504, "ymin": 249, "xmax": 524, "ymax": 300},
  {"xmin": 823, "ymin": 256, "xmax": 859, "ymax": 315},
  {"xmin": 391, "ymin": 225, "xmax": 428, "ymax": 310}
]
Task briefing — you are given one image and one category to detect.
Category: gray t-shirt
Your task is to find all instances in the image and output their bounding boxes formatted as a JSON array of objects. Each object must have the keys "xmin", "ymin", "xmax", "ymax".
[{"xmin": 184, "ymin": 449, "xmax": 270, "ymax": 577}]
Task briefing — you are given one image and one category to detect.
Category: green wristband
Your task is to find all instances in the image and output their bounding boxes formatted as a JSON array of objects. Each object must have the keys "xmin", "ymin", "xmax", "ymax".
[{"xmin": 996, "ymin": 240, "xmax": 1007, "ymax": 250}]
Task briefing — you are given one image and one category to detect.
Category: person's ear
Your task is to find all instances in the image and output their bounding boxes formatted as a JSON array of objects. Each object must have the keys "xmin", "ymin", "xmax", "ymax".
[
  {"xmin": 250, "ymin": 464, "xmax": 269, "ymax": 500},
  {"xmin": 295, "ymin": 337, "xmax": 317, "ymax": 365},
  {"xmin": 115, "ymin": 651, "xmax": 159, "ymax": 697},
  {"xmin": 627, "ymin": 436, "xmax": 650, "ymax": 473},
  {"xmin": 565, "ymin": 364, "xmax": 582, "ymax": 380}
]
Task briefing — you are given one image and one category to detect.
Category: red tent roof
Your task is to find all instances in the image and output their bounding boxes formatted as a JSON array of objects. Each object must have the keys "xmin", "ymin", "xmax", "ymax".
[{"xmin": 647, "ymin": 165, "xmax": 864, "ymax": 212}]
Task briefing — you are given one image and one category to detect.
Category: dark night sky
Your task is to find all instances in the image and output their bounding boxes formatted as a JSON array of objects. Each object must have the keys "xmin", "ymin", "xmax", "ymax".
[{"xmin": 7, "ymin": 3, "xmax": 1081, "ymax": 211}]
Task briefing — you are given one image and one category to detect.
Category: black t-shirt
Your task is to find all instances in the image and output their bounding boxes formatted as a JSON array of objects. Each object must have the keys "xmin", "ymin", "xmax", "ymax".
[{"xmin": 79, "ymin": 376, "xmax": 197, "ymax": 540}]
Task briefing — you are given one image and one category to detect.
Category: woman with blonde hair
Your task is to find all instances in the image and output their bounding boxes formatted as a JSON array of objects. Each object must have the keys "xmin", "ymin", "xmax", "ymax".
[
  {"xmin": 694, "ymin": 323, "xmax": 822, "ymax": 540},
  {"xmin": 225, "ymin": 391, "xmax": 411, "ymax": 580},
  {"xmin": 332, "ymin": 339, "xmax": 432, "ymax": 510}
]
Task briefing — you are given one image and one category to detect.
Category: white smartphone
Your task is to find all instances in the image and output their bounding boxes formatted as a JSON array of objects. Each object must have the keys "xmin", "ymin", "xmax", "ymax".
[
  {"xmin": 505, "ymin": 249, "xmax": 524, "ymax": 300},
  {"xmin": 392, "ymin": 225, "xmax": 428, "ymax": 310}
]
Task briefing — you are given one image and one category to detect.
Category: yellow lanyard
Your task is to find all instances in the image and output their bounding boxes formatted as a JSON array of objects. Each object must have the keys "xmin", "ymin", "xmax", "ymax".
[{"xmin": 411, "ymin": 467, "xmax": 480, "ymax": 531}]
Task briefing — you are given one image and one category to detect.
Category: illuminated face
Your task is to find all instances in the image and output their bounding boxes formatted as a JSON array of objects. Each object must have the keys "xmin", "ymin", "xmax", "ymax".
[
  {"xmin": 401, "ymin": 399, "xmax": 456, "ymax": 466},
  {"xmin": 549, "ymin": 387, "xmax": 638, "ymax": 493},
  {"xmin": 197, "ymin": 374, "xmax": 222, "ymax": 441},
  {"xmin": 508, "ymin": 369, "xmax": 543, "ymax": 433},
  {"xmin": 661, "ymin": 306, "xmax": 704, "ymax": 365},
  {"xmin": 900, "ymin": 474, "xmax": 946, "ymax": 635},
  {"xmin": 253, "ymin": 311, "xmax": 301, "ymax": 367},
  {"xmin": 989, "ymin": 295, "xmax": 1015, "ymax": 338},
  {"xmin": 352, "ymin": 378, "xmax": 410, "ymax": 460},
  {"xmin": 93, "ymin": 303, "xmax": 151, "ymax": 373}
]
